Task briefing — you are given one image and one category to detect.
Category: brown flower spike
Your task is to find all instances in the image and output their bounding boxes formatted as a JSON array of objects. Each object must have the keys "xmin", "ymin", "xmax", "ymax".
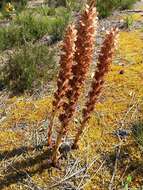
[
  {"xmin": 52, "ymin": 5, "xmax": 98, "ymax": 165},
  {"xmin": 47, "ymin": 24, "xmax": 77, "ymax": 146},
  {"xmin": 72, "ymin": 28, "xmax": 119, "ymax": 149},
  {"xmin": 60, "ymin": 4, "xmax": 98, "ymax": 127}
]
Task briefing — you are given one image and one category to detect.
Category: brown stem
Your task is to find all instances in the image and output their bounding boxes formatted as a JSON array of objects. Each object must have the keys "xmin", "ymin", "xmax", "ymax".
[
  {"xmin": 52, "ymin": 127, "xmax": 64, "ymax": 165},
  {"xmin": 72, "ymin": 120, "xmax": 86, "ymax": 149},
  {"xmin": 47, "ymin": 110, "xmax": 56, "ymax": 146}
]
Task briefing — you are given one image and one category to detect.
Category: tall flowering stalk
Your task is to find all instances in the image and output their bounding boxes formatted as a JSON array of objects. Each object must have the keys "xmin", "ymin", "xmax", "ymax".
[
  {"xmin": 47, "ymin": 24, "xmax": 77, "ymax": 146},
  {"xmin": 72, "ymin": 28, "xmax": 119, "ymax": 149},
  {"xmin": 52, "ymin": 5, "xmax": 98, "ymax": 165}
]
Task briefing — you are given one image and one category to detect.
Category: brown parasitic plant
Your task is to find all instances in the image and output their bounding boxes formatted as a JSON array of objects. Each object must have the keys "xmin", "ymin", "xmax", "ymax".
[
  {"xmin": 52, "ymin": 4, "xmax": 98, "ymax": 165},
  {"xmin": 72, "ymin": 27, "xmax": 119, "ymax": 149},
  {"xmin": 47, "ymin": 24, "xmax": 77, "ymax": 146}
]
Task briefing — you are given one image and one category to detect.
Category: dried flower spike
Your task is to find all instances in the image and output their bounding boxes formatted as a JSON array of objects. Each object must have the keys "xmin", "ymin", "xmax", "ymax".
[
  {"xmin": 72, "ymin": 27, "xmax": 119, "ymax": 149},
  {"xmin": 47, "ymin": 24, "xmax": 77, "ymax": 146},
  {"xmin": 52, "ymin": 5, "xmax": 98, "ymax": 165}
]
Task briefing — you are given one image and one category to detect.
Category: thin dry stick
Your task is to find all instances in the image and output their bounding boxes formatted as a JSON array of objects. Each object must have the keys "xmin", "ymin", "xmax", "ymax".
[
  {"xmin": 49, "ymin": 167, "xmax": 86, "ymax": 189},
  {"xmin": 109, "ymin": 144, "xmax": 121, "ymax": 190},
  {"xmin": 72, "ymin": 28, "xmax": 119, "ymax": 149},
  {"xmin": 80, "ymin": 159, "xmax": 106, "ymax": 190},
  {"xmin": 47, "ymin": 24, "xmax": 77, "ymax": 146},
  {"xmin": 52, "ymin": 5, "xmax": 98, "ymax": 165}
]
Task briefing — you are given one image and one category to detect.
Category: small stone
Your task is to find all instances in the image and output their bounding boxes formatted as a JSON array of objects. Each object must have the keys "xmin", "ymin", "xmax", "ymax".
[
  {"xmin": 59, "ymin": 142, "xmax": 71, "ymax": 159},
  {"xmin": 119, "ymin": 70, "xmax": 125, "ymax": 75},
  {"xmin": 114, "ymin": 129, "xmax": 129, "ymax": 138}
]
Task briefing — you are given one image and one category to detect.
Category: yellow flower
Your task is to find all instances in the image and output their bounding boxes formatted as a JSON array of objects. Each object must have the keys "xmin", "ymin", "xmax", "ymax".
[{"xmin": 4, "ymin": 3, "xmax": 15, "ymax": 13}]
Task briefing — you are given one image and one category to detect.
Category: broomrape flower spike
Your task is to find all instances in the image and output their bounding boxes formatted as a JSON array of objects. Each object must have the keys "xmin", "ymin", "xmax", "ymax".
[
  {"xmin": 59, "ymin": 4, "xmax": 98, "ymax": 127},
  {"xmin": 47, "ymin": 24, "xmax": 77, "ymax": 146},
  {"xmin": 72, "ymin": 27, "xmax": 119, "ymax": 149},
  {"xmin": 52, "ymin": 5, "xmax": 98, "ymax": 165}
]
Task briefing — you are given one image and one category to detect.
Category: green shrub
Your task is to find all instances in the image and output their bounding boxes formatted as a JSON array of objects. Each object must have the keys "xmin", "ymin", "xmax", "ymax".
[
  {"xmin": 46, "ymin": 0, "xmax": 66, "ymax": 7},
  {"xmin": 15, "ymin": 12, "xmax": 51, "ymax": 39},
  {"xmin": 96, "ymin": 0, "xmax": 117, "ymax": 18},
  {"xmin": 46, "ymin": 0, "xmax": 81, "ymax": 11},
  {"xmin": 33, "ymin": 6, "xmax": 56, "ymax": 16},
  {"xmin": 124, "ymin": 15, "xmax": 134, "ymax": 29},
  {"xmin": 119, "ymin": 0, "xmax": 138, "ymax": 10},
  {"xmin": 96, "ymin": 0, "xmax": 139, "ymax": 18},
  {"xmin": 14, "ymin": 0, "xmax": 28, "ymax": 11},
  {"xmin": 48, "ymin": 8, "xmax": 71, "ymax": 39},
  {"xmin": 2, "ymin": 44, "xmax": 58, "ymax": 93},
  {"xmin": 0, "ymin": 8, "xmax": 70, "ymax": 51},
  {"xmin": 0, "ymin": 24, "xmax": 34, "ymax": 51}
]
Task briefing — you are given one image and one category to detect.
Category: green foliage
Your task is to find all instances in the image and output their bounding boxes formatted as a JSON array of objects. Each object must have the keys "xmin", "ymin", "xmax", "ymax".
[
  {"xmin": 48, "ymin": 8, "xmax": 71, "ymax": 40},
  {"xmin": 2, "ymin": 44, "xmax": 58, "ymax": 93},
  {"xmin": 46, "ymin": 0, "xmax": 82, "ymax": 11},
  {"xmin": 34, "ymin": 6, "xmax": 56, "ymax": 16},
  {"xmin": 124, "ymin": 15, "xmax": 134, "ymax": 29},
  {"xmin": 119, "ymin": 0, "xmax": 138, "ymax": 10},
  {"xmin": 46, "ymin": 0, "xmax": 66, "ymax": 7},
  {"xmin": 123, "ymin": 175, "xmax": 132, "ymax": 190},
  {"xmin": 0, "ymin": 7, "xmax": 70, "ymax": 51},
  {"xmin": 96, "ymin": 0, "xmax": 139, "ymax": 18},
  {"xmin": 96, "ymin": 0, "xmax": 117, "ymax": 18}
]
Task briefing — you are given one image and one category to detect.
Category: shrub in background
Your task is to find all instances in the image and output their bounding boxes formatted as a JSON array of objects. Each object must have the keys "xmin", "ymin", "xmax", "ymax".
[
  {"xmin": 119, "ymin": 0, "xmax": 138, "ymax": 10},
  {"xmin": 96, "ymin": 0, "xmax": 118, "ymax": 18},
  {"xmin": 2, "ymin": 44, "xmax": 57, "ymax": 93},
  {"xmin": 47, "ymin": 0, "xmax": 66, "ymax": 7},
  {"xmin": 0, "ymin": 7, "xmax": 71, "ymax": 51},
  {"xmin": 96, "ymin": 0, "xmax": 139, "ymax": 18},
  {"xmin": 0, "ymin": 25, "xmax": 24, "ymax": 51},
  {"xmin": 14, "ymin": 0, "xmax": 28, "ymax": 11}
]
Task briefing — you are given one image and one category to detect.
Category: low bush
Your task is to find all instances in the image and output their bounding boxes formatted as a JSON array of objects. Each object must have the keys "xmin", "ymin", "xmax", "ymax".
[
  {"xmin": 96, "ymin": 0, "xmax": 139, "ymax": 18},
  {"xmin": 0, "ymin": 7, "xmax": 71, "ymax": 51},
  {"xmin": 47, "ymin": 0, "xmax": 66, "ymax": 7},
  {"xmin": 96, "ymin": 0, "xmax": 117, "ymax": 18},
  {"xmin": 2, "ymin": 44, "xmax": 58, "ymax": 93},
  {"xmin": 46, "ymin": 0, "xmax": 139, "ymax": 18},
  {"xmin": 119, "ymin": 0, "xmax": 138, "ymax": 10}
]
